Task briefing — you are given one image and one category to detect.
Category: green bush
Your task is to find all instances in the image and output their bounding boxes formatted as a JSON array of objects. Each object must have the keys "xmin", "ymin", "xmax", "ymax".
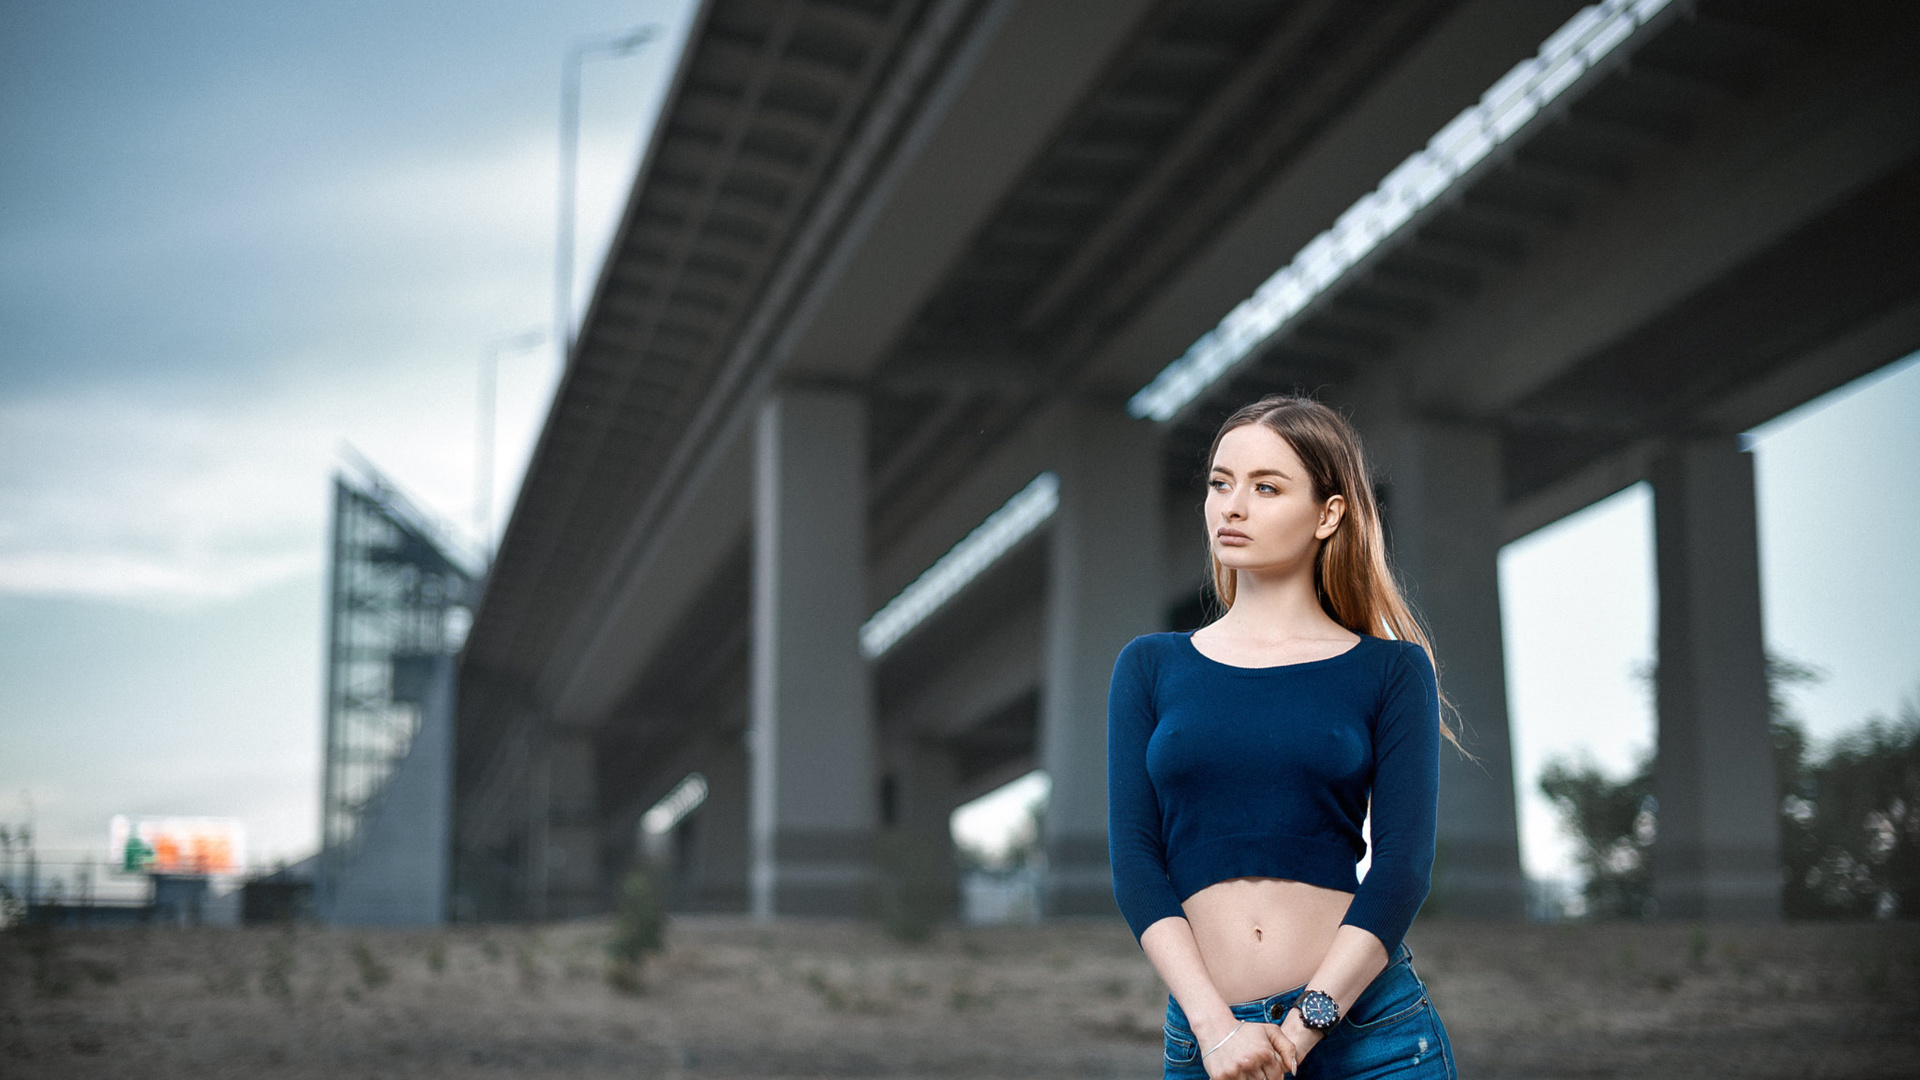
[
  {"xmin": 1778, "ymin": 704, "xmax": 1920, "ymax": 918},
  {"xmin": 1541, "ymin": 655, "xmax": 1919, "ymax": 919},
  {"xmin": 1539, "ymin": 753, "xmax": 1653, "ymax": 919},
  {"xmin": 606, "ymin": 867, "xmax": 667, "ymax": 993}
]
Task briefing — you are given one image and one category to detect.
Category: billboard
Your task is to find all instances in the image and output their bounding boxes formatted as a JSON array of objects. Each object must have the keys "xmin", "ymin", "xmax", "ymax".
[{"xmin": 109, "ymin": 816, "xmax": 245, "ymax": 875}]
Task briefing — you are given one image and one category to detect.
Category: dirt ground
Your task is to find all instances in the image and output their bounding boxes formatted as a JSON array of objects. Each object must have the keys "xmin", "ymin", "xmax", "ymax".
[{"xmin": 2, "ymin": 915, "xmax": 1917, "ymax": 1079}]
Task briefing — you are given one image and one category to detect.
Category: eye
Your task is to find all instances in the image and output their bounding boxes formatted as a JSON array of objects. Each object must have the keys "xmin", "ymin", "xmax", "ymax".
[
  {"xmin": 1207, "ymin": 477, "xmax": 1228, "ymax": 492},
  {"xmin": 1255, "ymin": 482, "xmax": 1278, "ymax": 494}
]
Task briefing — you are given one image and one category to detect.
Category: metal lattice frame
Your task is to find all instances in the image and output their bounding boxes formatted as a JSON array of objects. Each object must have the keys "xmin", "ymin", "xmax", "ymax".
[{"xmin": 321, "ymin": 467, "xmax": 473, "ymax": 860}]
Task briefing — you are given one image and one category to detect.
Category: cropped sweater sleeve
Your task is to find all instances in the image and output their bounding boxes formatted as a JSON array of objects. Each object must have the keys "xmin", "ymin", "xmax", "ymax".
[
  {"xmin": 1107, "ymin": 638, "xmax": 1186, "ymax": 940},
  {"xmin": 1340, "ymin": 642, "xmax": 1440, "ymax": 952}
]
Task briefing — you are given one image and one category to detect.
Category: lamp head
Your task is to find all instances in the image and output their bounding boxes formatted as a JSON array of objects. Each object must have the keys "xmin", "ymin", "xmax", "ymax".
[{"xmin": 611, "ymin": 25, "xmax": 660, "ymax": 55}]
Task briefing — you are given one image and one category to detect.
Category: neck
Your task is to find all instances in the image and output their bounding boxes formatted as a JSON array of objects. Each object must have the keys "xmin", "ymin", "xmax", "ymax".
[{"xmin": 1219, "ymin": 558, "xmax": 1345, "ymax": 641}]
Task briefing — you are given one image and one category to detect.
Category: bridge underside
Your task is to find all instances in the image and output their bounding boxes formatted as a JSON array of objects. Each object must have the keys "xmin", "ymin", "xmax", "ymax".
[{"xmin": 453, "ymin": 0, "xmax": 1920, "ymax": 924}]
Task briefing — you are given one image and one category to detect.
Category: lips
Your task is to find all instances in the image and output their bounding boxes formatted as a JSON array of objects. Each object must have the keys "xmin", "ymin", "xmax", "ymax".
[{"xmin": 1215, "ymin": 528, "xmax": 1251, "ymax": 546}]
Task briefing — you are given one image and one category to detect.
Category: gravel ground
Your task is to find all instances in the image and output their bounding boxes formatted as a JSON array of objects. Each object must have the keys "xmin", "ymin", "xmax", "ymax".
[{"xmin": 2, "ymin": 915, "xmax": 1917, "ymax": 1079}]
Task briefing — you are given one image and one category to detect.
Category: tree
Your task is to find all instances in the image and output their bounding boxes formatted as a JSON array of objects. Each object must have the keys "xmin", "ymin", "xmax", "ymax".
[
  {"xmin": 1538, "ymin": 753, "xmax": 1653, "ymax": 919},
  {"xmin": 1778, "ymin": 698, "xmax": 1920, "ymax": 918},
  {"xmin": 1539, "ymin": 656, "xmax": 1920, "ymax": 920}
]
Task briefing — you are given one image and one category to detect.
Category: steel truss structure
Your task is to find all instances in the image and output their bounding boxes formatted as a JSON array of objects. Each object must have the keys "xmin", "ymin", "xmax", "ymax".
[{"xmin": 321, "ymin": 461, "xmax": 475, "ymax": 879}]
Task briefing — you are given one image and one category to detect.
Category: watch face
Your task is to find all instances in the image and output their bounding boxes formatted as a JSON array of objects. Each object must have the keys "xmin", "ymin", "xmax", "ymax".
[{"xmin": 1299, "ymin": 989, "xmax": 1340, "ymax": 1030}]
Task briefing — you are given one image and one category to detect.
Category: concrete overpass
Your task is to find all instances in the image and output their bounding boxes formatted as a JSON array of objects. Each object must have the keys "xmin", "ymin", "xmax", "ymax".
[{"xmin": 452, "ymin": 0, "xmax": 1920, "ymax": 923}]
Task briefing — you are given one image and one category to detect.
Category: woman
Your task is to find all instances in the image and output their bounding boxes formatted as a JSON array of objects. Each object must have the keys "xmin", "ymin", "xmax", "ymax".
[{"xmin": 1108, "ymin": 395, "xmax": 1457, "ymax": 1079}]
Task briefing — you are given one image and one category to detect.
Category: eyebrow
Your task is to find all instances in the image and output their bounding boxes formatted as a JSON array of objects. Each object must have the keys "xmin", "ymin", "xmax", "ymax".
[{"xmin": 1210, "ymin": 466, "xmax": 1291, "ymax": 480}]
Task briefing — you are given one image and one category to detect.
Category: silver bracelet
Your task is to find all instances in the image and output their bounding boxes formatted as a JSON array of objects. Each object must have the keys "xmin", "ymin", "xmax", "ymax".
[{"xmin": 1201, "ymin": 1020, "xmax": 1245, "ymax": 1059}]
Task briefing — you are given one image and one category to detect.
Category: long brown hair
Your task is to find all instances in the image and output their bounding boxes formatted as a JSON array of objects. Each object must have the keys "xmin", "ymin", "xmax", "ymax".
[{"xmin": 1204, "ymin": 394, "xmax": 1461, "ymax": 750}]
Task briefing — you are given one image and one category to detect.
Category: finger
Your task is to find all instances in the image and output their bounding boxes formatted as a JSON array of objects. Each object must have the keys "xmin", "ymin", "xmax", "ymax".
[{"xmin": 1266, "ymin": 1031, "xmax": 1293, "ymax": 1071}]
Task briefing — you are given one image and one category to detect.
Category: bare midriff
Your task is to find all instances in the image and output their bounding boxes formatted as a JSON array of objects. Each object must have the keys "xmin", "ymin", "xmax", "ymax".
[{"xmin": 1181, "ymin": 876, "xmax": 1354, "ymax": 1003}]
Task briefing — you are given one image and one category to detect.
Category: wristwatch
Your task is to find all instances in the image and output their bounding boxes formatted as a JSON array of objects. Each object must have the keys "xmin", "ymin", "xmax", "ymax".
[{"xmin": 1295, "ymin": 989, "xmax": 1341, "ymax": 1032}]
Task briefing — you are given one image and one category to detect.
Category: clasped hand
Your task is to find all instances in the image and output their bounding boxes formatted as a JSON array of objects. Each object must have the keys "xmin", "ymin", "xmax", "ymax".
[{"xmin": 1199, "ymin": 1019, "xmax": 1308, "ymax": 1080}]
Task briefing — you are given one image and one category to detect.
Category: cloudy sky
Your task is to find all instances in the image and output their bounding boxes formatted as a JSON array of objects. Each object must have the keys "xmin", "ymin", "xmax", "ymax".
[
  {"xmin": 1, "ymin": 0, "xmax": 698, "ymax": 867},
  {"xmin": 4, "ymin": 1, "xmax": 1916, "ymax": 891}
]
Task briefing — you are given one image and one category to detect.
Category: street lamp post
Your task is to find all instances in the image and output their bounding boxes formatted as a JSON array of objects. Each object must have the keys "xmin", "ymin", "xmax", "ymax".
[
  {"xmin": 476, "ymin": 329, "xmax": 547, "ymax": 557},
  {"xmin": 556, "ymin": 25, "xmax": 661, "ymax": 372}
]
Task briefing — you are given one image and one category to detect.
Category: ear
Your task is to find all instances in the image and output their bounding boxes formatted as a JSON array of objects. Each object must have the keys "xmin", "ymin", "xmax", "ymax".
[{"xmin": 1314, "ymin": 494, "xmax": 1346, "ymax": 540}]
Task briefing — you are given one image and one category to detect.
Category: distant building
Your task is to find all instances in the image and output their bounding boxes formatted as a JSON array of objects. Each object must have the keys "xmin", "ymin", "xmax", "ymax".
[{"xmin": 315, "ymin": 455, "xmax": 475, "ymax": 925}]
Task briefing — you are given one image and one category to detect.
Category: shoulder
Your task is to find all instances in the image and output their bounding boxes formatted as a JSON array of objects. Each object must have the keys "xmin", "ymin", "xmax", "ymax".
[
  {"xmin": 1388, "ymin": 638, "xmax": 1431, "ymax": 672},
  {"xmin": 1114, "ymin": 632, "xmax": 1202, "ymax": 690},
  {"xmin": 1353, "ymin": 636, "xmax": 1435, "ymax": 696},
  {"xmin": 1110, "ymin": 633, "xmax": 1187, "ymax": 715},
  {"xmin": 1116, "ymin": 631, "xmax": 1189, "ymax": 672},
  {"xmin": 1351, "ymin": 634, "xmax": 1427, "ymax": 666},
  {"xmin": 1351, "ymin": 630, "xmax": 1428, "ymax": 664},
  {"xmin": 1372, "ymin": 638, "xmax": 1439, "ymax": 709}
]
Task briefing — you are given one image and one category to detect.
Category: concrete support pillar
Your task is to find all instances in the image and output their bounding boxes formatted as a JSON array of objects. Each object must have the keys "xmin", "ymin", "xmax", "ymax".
[
  {"xmin": 686, "ymin": 734, "xmax": 751, "ymax": 912},
  {"xmin": 1650, "ymin": 439, "xmax": 1781, "ymax": 920},
  {"xmin": 879, "ymin": 732, "xmax": 960, "ymax": 919},
  {"xmin": 1386, "ymin": 421, "xmax": 1526, "ymax": 918},
  {"xmin": 536, "ymin": 729, "xmax": 601, "ymax": 918},
  {"xmin": 750, "ymin": 388, "xmax": 877, "ymax": 917},
  {"xmin": 1042, "ymin": 401, "xmax": 1164, "ymax": 915}
]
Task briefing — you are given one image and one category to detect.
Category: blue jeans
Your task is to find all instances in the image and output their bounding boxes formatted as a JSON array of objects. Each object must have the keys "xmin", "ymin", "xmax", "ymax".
[{"xmin": 1162, "ymin": 944, "xmax": 1455, "ymax": 1079}]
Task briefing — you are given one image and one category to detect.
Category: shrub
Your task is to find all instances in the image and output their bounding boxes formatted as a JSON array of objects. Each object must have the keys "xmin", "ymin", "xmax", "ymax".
[
  {"xmin": 1540, "ymin": 655, "xmax": 1919, "ymax": 919},
  {"xmin": 606, "ymin": 868, "xmax": 667, "ymax": 993},
  {"xmin": 1778, "ymin": 703, "xmax": 1920, "ymax": 918},
  {"xmin": 1538, "ymin": 754, "xmax": 1653, "ymax": 919}
]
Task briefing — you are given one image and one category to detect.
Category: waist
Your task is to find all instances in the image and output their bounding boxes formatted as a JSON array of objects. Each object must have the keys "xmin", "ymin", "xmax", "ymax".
[
  {"xmin": 1169, "ymin": 942, "xmax": 1416, "ymax": 1025},
  {"xmin": 1182, "ymin": 876, "xmax": 1354, "ymax": 1001}
]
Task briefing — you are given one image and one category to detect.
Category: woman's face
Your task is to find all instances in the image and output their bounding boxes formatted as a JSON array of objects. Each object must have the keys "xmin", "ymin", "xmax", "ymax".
[{"xmin": 1206, "ymin": 423, "xmax": 1344, "ymax": 577}]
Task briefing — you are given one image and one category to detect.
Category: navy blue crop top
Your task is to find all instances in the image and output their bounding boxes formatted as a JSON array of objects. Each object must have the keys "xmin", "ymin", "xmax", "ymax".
[{"xmin": 1106, "ymin": 631, "xmax": 1439, "ymax": 953}]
